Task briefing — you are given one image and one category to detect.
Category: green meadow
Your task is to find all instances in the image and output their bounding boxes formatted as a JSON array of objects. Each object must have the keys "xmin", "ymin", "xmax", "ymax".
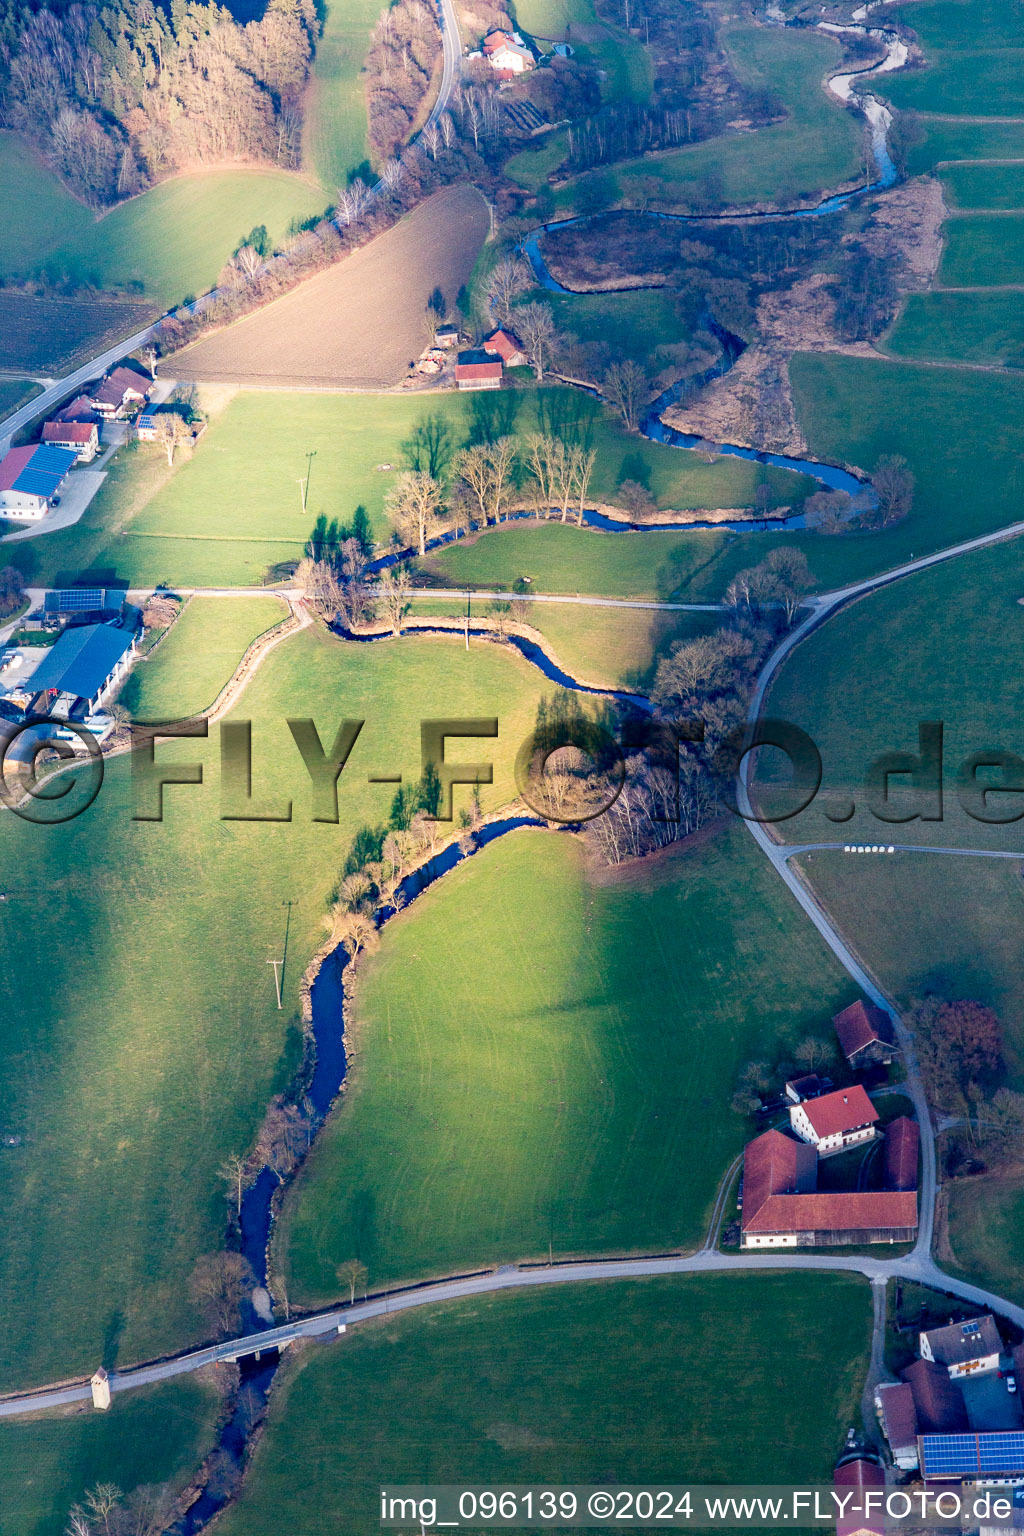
[
  {"xmin": 0, "ymin": 133, "xmax": 327, "ymax": 307},
  {"xmin": 515, "ymin": 602, "xmax": 721, "ymax": 690},
  {"xmin": 879, "ymin": 0, "xmax": 1024, "ymax": 116},
  {"xmin": 941, "ymin": 163, "xmax": 1024, "ymax": 211},
  {"xmin": 279, "ymin": 823, "xmax": 854, "ymax": 1304},
  {"xmin": 0, "ymin": 1380, "xmax": 221, "ymax": 1536},
  {"xmin": 3, "ymin": 389, "xmax": 812, "ymax": 592},
  {"xmin": 0, "ymin": 625, "xmax": 549, "ymax": 1390},
  {"xmin": 0, "ymin": 132, "xmax": 93, "ymax": 277},
  {"xmin": 40, "ymin": 170, "xmax": 329, "ymax": 307},
  {"xmin": 755, "ymin": 537, "xmax": 1024, "ymax": 850},
  {"xmin": 302, "ymin": 0, "xmax": 379, "ymax": 187},
  {"xmin": 423, "ymin": 520, "xmax": 745, "ymax": 600},
  {"xmin": 218, "ymin": 1275, "xmax": 872, "ymax": 1536},
  {"xmin": 787, "ymin": 353, "xmax": 1024, "ymax": 578},
  {"xmin": 528, "ymin": 286, "xmax": 689, "ymax": 369},
  {"xmin": 885, "ymin": 290, "xmax": 1024, "ymax": 364},
  {"xmin": 120, "ymin": 594, "xmax": 289, "ymax": 720},
  {"xmin": 904, "ymin": 119, "xmax": 1024, "ymax": 177},
  {"xmin": 939, "ymin": 214, "xmax": 1024, "ymax": 286}
]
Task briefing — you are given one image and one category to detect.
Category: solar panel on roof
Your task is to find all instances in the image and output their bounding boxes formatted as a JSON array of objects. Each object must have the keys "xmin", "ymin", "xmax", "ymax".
[
  {"xmin": 920, "ymin": 1434, "xmax": 1024, "ymax": 1477},
  {"xmin": 14, "ymin": 468, "xmax": 64, "ymax": 496},
  {"xmin": 57, "ymin": 590, "xmax": 104, "ymax": 612}
]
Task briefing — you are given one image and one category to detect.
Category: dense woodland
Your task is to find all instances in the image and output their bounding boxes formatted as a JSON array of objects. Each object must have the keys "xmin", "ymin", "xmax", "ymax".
[{"xmin": 0, "ymin": 0, "xmax": 317, "ymax": 203}]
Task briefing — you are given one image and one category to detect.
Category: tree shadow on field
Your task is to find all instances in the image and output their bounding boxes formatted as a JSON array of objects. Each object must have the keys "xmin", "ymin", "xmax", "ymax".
[
  {"xmin": 536, "ymin": 389, "xmax": 599, "ymax": 450},
  {"xmin": 464, "ymin": 390, "xmax": 521, "ymax": 446}
]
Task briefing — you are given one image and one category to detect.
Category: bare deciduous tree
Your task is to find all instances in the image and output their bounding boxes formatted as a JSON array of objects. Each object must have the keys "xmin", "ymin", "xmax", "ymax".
[
  {"xmin": 376, "ymin": 564, "xmax": 412, "ymax": 634},
  {"xmin": 603, "ymin": 359, "xmax": 648, "ymax": 431},
  {"xmin": 188, "ymin": 1252, "xmax": 256, "ymax": 1338},
  {"xmin": 336, "ymin": 1257, "xmax": 369, "ymax": 1303},
  {"xmin": 385, "ymin": 470, "xmax": 445, "ymax": 555},
  {"xmin": 515, "ymin": 301, "xmax": 558, "ymax": 382}
]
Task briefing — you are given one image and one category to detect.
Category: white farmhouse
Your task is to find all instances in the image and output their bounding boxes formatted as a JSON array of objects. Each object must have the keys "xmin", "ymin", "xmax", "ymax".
[{"xmin": 788, "ymin": 1084, "xmax": 879, "ymax": 1156}]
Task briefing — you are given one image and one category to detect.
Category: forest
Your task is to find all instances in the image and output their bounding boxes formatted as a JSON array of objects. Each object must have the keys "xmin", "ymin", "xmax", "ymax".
[{"xmin": 0, "ymin": 0, "xmax": 317, "ymax": 204}]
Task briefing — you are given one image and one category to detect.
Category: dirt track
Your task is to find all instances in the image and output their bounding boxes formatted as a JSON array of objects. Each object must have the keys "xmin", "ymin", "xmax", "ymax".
[{"xmin": 172, "ymin": 184, "xmax": 490, "ymax": 389}]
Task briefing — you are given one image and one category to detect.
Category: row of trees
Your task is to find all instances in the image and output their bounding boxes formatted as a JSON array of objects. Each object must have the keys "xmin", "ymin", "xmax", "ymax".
[
  {"xmin": 2, "ymin": 0, "xmax": 317, "ymax": 204},
  {"xmin": 382, "ymin": 431, "xmax": 599, "ymax": 558}
]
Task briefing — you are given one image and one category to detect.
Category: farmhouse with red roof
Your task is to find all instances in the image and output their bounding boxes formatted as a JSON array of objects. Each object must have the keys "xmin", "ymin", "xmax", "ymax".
[
  {"xmin": 42, "ymin": 418, "xmax": 99, "ymax": 463},
  {"xmin": 833, "ymin": 999, "xmax": 898, "ymax": 1067},
  {"xmin": 455, "ymin": 349, "xmax": 503, "ymax": 391},
  {"xmin": 789, "ymin": 1084, "xmax": 879, "ymax": 1156},
  {"xmin": 483, "ymin": 327, "xmax": 527, "ymax": 367},
  {"xmin": 482, "ymin": 29, "xmax": 534, "ymax": 77}
]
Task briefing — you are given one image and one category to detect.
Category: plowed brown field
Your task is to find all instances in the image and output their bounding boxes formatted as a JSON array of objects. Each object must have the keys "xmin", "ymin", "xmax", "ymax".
[{"xmin": 172, "ymin": 185, "xmax": 490, "ymax": 389}]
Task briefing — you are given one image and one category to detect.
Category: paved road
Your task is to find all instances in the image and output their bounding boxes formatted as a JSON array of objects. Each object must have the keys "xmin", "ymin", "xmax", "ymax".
[
  {"xmin": 413, "ymin": 587, "xmax": 725, "ymax": 612},
  {"xmin": 5, "ymin": 1244, "xmax": 1024, "ymax": 1419}
]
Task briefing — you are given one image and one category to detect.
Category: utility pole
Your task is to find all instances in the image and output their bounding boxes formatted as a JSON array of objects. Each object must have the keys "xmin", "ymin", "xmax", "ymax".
[
  {"xmin": 297, "ymin": 477, "xmax": 308, "ymax": 515},
  {"xmin": 267, "ymin": 958, "xmax": 283, "ymax": 1009}
]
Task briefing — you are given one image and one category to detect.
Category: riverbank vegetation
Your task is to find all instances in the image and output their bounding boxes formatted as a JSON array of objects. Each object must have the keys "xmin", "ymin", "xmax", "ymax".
[{"xmin": 217, "ymin": 1274, "xmax": 871, "ymax": 1536}]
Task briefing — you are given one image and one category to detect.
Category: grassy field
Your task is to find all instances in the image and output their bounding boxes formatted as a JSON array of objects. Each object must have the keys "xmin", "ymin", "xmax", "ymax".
[
  {"xmin": 945, "ymin": 1175, "xmax": 1024, "ymax": 1310},
  {"xmin": 788, "ymin": 353, "xmax": 1024, "ymax": 578},
  {"xmin": 0, "ymin": 625, "xmax": 550, "ymax": 1391},
  {"xmin": 884, "ymin": 290, "xmax": 1024, "ymax": 365},
  {"xmin": 755, "ymin": 537, "xmax": 1024, "ymax": 849},
  {"xmin": 905, "ymin": 119, "xmax": 1024, "ymax": 176},
  {"xmin": 38, "ymin": 170, "xmax": 329, "ymax": 307},
  {"xmin": 0, "ymin": 133, "xmax": 93, "ymax": 278},
  {"xmin": 938, "ymin": 214, "xmax": 1024, "ymax": 286},
  {"xmin": 218, "ymin": 1274, "xmax": 871, "ymax": 1536},
  {"xmin": 521, "ymin": 603, "xmax": 720, "ymax": 689},
  {"xmin": 406, "ymin": 595, "xmax": 720, "ymax": 689},
  {"xmin": 789, "ymin": 853, "xmax": 1024, "ymax": 1058},
  {"xmin": 878, "ymin": 0, "xmax": 1024, "ymax": 116},
  {"xmin": 523, "ymin": 286, "xmax": 689, "ymax": 371},
  {"xmin": 280, "ymin": 823, "xmax": 854, "ymax": 1303},
  {"xmin": 3, "ymin": 388, "xmax": 812, "ymax": 592},
  {"xmin": 941, "ymin": 163, "xmax": 1024, "ymax": 211},
  {"xmin": 0, "ymin": 1379, "xmax": 222, "ymax": 1536},
  {"xmin": 302, "ymin": 0, "xmax": 379, "ymax": 187},
  {"xmin": 520, "ymin": 26, "xmax": 861, "ymax": 212},
  {"xmin": 119, "ymin": 594, "xmax": 288, "ymax": 720},
  {"xmin": 423, "ymin": 521, "xmax": 749, "ymax": 600}
]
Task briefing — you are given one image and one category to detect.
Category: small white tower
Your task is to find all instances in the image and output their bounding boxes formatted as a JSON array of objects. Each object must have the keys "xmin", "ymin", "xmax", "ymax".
[{"xmin": 90, "ymin": 1366, "xmax": 111, "ymax": 1411}]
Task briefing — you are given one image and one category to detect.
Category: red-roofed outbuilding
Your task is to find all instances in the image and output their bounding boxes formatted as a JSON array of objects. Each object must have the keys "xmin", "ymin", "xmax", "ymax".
[{"xmin": 833, "ymin": 999, "xmax": 898, "ymax": 1067}]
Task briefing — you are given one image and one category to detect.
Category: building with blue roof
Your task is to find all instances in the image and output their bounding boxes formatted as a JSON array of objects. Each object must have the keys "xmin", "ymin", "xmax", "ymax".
[
  {"xmin": 30, "ymin": 623, "xmax": 138, "ymax": 719},
  {"xmin": 0, "ymin": 443, "xmax": 78, "ymax": 522}
]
